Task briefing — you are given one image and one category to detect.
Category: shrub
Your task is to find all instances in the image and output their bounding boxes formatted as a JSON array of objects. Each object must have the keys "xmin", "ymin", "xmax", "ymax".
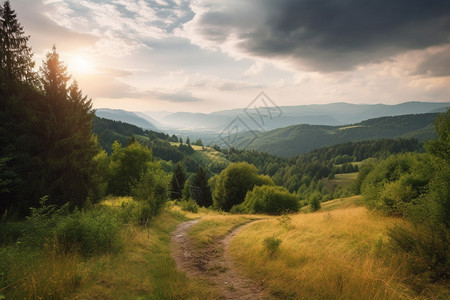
[
  {"xmin": 19, "ymin": 196, "xmax": 69, "ymax": 248},
  {"xmin": 361, "ymin": 153, "xmax": 432, "ymax": 216},
  {"xmin": 309, "ymin": 191, "xmax": 322, "ymax": 212},
  {"xmin": 235, "ymin": 185, "xmax": 300, "ymax": 215},
  {"xmin": 132, "ymin": 162, "xmax": 170, "ymax": 220},
  {"xmin": 56, "ymin": 209, "xmax": 122, "ymax": 257},
  {"xmin": 263, "ymin": 236, "xmax": 282, "ymax": 257},
  {"xmin": 179, "ymin": 199, "xmax": 199, "ymax": 213}
]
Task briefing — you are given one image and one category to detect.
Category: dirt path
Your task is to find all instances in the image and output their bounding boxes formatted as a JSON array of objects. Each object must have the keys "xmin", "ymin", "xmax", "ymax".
[{"xmin": 171, "ymin": 219, "xmax": 269, "ymax": 299}]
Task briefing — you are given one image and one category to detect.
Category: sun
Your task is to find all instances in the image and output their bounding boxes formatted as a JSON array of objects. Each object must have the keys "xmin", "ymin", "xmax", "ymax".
[{"xmin": 70, "ymin": 56, "xmax": 95, "ymax": 75}]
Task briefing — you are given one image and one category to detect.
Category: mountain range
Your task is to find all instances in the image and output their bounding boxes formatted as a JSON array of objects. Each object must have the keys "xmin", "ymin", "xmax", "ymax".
[{"xmin": 96, "ymin": 101, "xmax": 450, "ymax": 133}]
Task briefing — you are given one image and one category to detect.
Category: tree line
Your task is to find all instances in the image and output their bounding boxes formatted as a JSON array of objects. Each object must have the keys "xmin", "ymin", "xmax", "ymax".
[{"xmin": 0, "ymin": 1, "xmax": 98, "ymax": 214}]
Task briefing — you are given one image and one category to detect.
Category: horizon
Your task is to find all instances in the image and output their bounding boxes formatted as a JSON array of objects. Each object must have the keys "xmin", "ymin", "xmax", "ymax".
[
  {"xmin": 13, "ymin": 0, "xmax": 450, "ymax": 113},
  {"xmin": 95, "ymin": 100, "xmax": 450, "ymax": 115}
]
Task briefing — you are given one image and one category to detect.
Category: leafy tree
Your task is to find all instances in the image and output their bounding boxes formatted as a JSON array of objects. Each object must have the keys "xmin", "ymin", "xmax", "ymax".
[
  {"xmin": 426, "ymin": 107, "xmax": 450, "ymax": 161},
  {"xmin": 132, "ymin": 161, "xmax": 169, "ymax": 219},
  {"xmin": 361, "ymin": 153, "xmax": 431, "ymax": 216},
  {"xmin": 235, "ymin": 185, "xmax": 299, "ymax": 215},
  {"xmin": 212, "ymin": 162, "xmax": 274, "ymax": 211},
  {"xmin": 107, "ymin": 141, "xmax": 152, "ymax": 196},
  {"xmin": 170, "ymin": 162, "xmax": 186, "ymax": 200},
  {"xmin": 191, "ymin": 166, "xmax": 212, "ymax": 207},
  {"xmin": 309, "ymin": 191, "xmax": 322, "ymax": 212}
]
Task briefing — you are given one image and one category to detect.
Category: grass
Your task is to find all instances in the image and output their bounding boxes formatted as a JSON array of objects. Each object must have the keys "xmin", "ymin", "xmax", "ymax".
[
  {"xmin": 228, "ymin": 197, "xmax": 448, "ymax": 299},
  {"xmin": 169, "ymin": 142, "xmax": 205, "ymax": 151},
  {"xmin": 330, "ymin": 172, "xmax": 358, "ymax": 186},
  {"xmin": 191, "ymin": 148, "xmax": 230, "ymax": 167},
  {"xmin": 0, "ymin": 198, "xmax": 219, "ymax": 299},
  {"xmin": 2, "ymin": 196, "xmax": 447, "ymax": 299},
  {"xmin": 188, "ymin": 215, "xmax": 260, "ymax": 246}
]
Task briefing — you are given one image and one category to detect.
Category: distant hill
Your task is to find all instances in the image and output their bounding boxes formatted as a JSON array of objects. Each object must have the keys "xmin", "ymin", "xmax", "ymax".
[
  {"xmin": 92, "ymin": 116, "xmax": 176, "ymax": 153},
  {"xmin": 231, "ymin": 113, "xmax": 439, "ymax": 157},
  {"xmin": 95, "ymin": 108, "xmax": 160, "ymax": 131},
  {"xmin": 150, "ymin": 101, "xmax": 449, "ymax": 131}
]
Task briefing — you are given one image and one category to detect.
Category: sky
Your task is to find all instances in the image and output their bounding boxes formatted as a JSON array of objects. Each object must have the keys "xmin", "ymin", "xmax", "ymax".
[{"xmin": 13, "ymin": 0, "xmax": 450, "ymax": 113}]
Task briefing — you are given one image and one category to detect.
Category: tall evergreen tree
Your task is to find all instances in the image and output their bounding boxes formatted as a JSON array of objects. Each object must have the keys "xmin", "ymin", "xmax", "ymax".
[
  {"xmin": 191, "ymin": 166, "xmax": 212, "ymax": 207},
  {"xmin": 0, "ymin": 0, "xmax": 35, "ymax": 85},
  {"xmin": 0, "ymin": 0, "xmax": 39, "ymax": 213},
  {"xmin": 37, "ymin": 46, "xmax": 98, "ymax": 207},
  {"xmin": 170, "ymin": 163, "xmax": 186, "ymax": 200}
]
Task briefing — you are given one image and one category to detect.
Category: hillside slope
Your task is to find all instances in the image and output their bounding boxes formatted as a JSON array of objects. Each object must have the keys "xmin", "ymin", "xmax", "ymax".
[
  {"xmin": 153, "ymin": 101, "xmax": 449, "ymax": 131},
  {"xmin": 240, "ymin": 113, "xmax": 438, "ymax": 157},
  {"xmin": 96, "ymin": 108, "xmax": 160, "ymax": 131}
]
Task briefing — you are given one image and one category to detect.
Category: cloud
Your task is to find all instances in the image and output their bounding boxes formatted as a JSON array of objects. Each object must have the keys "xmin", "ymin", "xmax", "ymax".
[
  {"xmin": 149, "ymin": 91, "xmax": 202, "ymax": 102},
  {"xmin": 185, "ymin": 0, "xmax": 450, "ymax": 72},
  {"xmin": 14, "ymin": 0, "xmax": 99, "ymax": 53},
  {"xmin": 415, "ymin": 46, "xmax": 450, "ymax": 77}
]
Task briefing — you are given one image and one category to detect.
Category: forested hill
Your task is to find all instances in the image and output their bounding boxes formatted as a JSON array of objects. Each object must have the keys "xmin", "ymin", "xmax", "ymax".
[
  {"xmin": 239, "ymin": 113, "xmax": 439, "ymax": 157},
  {"xmin": 92, "ymin": 116, "xmax": 177, "ymax": 153}
]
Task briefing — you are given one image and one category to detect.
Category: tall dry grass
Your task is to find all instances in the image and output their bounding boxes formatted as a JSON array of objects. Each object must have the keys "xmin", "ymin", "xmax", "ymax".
[
  {"xmin": 1, "ymin": 198, "xmax": 219, "ymax": 299},
  {"xmin": 229, "ymin": 202, "xmax": 434, "ymax": 299}
]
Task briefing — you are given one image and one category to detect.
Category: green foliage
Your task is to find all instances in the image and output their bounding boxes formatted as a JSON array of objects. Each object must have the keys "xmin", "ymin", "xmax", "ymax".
[
  {"xmin": 361, "ymin": 111, "xmax": 450, "ymax": 280},
  {"xmin": 235, "ymin": 185, "xmax": 300, "ymax": 215},
  {"xmin": 132, "ymin": 162, "xmax": 169, "ymax": 220},
  {"xmin": 242, "ymin": 114, "xmax": 436, "ymax": 157},
  {"xmin": 190, "ymin": 167, "xmax": 212, "ymax": 207},
  {"xmin": 309, "ymin": 191, "xmax": 322, "ymax": 212},
  {"xmin": 170, "ymin": 162, "xmax": 186, "ymax": 200},
  {"xmin": 107, "ymin": 140, "xmax": 152, "ymax": 196},
  {"xmin": 212, "ymin": 162, "xmax": 274, "ymax": 211},
  {"xmin": 55, "ymin": 209, "xmax": 122, "ymax": 257},
  {"xmin": 425, "ymin": 107, "xmax": 450, "ymax": 161},
  {"xmin": 352, "ymin": 159, "xmax": 376, "ymax": 194},
  {"xmin": 19, "ymin": 196, "xmax": 69, "ymax": 248},
  {"xmin": 179, "ymin": 199, "xmax": 199, "ymax": 213},
  {"xmin": 0, "ymin": 0, "xmax": 36, "ymax": 84},
  {"xmin": 361, "ymin": 153, "xmax": 431, "ymax": 216},
  {"xmin": 263, "ymin": 236, "xmax": 282, "ymax": 257}
]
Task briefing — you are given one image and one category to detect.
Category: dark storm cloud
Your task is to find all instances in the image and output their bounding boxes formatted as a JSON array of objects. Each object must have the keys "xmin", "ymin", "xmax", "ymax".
[{"xmin": 191, "ymin": 0, "xmax": 450, "ymax": 72}]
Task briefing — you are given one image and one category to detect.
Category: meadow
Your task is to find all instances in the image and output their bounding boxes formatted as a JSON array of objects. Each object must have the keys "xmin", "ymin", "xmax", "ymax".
[{"xmin": 1, "ymin": 196, "xmax": 448, "ymax": 299}]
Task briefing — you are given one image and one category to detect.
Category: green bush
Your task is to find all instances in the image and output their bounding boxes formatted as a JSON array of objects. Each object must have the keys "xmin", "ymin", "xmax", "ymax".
[
  {"xmin": 360, "ymin": 110, "xmax": 450, "ymax": 281},
  {"xmin": 234, "ymin": 185, "xmax": 300, "ymax": 215},
  {"xmin": 19, "ymin": 196, "xmax": 69, "ymax": 248},
  {"xmin": 0, "ymin": 221, "xmax": 24, "ymax": 245},
  {"xmin": 263, "ymin": 236, "xmax": 282, "ymax": 257},
  {"xmin": 56, "ymin": 209, "xmax": 122, "ymax": 257},
  {"xmin": 309, "ymin": 191, "xmax": 322, "ymax": 212},
  {"xmin": 132, "ymin": 162, "xmax": 170, "ymax": 220},
  {"xmin": 179, "ymin": 199, "xmax": 199, "ymax": 213},
  {"xmin": 212, "ymin": 162, "xmax": 274, "ymax": 211},
  {"xmin": 361, "ymin": 153, "xmax": 432, "ymax": 216}
]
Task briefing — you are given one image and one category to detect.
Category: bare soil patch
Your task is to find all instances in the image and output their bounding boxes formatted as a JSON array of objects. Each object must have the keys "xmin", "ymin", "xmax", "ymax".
[{"xmin": 171, "ymin": 219, "xmax": 269, "ymax": 299}]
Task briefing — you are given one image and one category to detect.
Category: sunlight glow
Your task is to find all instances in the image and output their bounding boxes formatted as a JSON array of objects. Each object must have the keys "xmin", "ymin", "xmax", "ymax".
[{"xmin": 70, "ymin": 56, "xmax": 95, "ymax": 74}]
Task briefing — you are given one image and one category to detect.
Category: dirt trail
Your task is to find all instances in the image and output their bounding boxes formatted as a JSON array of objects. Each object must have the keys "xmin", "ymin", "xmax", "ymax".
[{"xmin": 171, "ymin": 219, "xmax": 269, "ymax": 300}]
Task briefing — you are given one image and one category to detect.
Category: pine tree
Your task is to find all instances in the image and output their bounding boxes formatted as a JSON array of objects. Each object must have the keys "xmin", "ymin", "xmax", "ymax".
[
  {"xmin": 37, "ymin": 46, "xmax": 97, "ymax": 207},
  {"xmin": 170, "ymin": 163, "xmax": 186, "ymax": 200},
  {"xmin": 191, "ymin": 166, "xmax": 212, "ymax": 207},
  {"xmin": 0, "ymin": 0, "xmax": 35, "ymax": 85}
]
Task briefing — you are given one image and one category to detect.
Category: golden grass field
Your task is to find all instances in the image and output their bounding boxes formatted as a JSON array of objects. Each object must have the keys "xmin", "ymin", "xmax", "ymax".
[
  {"xmin": 2, "ymin": 196, "xmax": 448, "ymax": 299},
  {"xmin": 228, "ymin": 196, "xmax": 448, "ymax": 299}
]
